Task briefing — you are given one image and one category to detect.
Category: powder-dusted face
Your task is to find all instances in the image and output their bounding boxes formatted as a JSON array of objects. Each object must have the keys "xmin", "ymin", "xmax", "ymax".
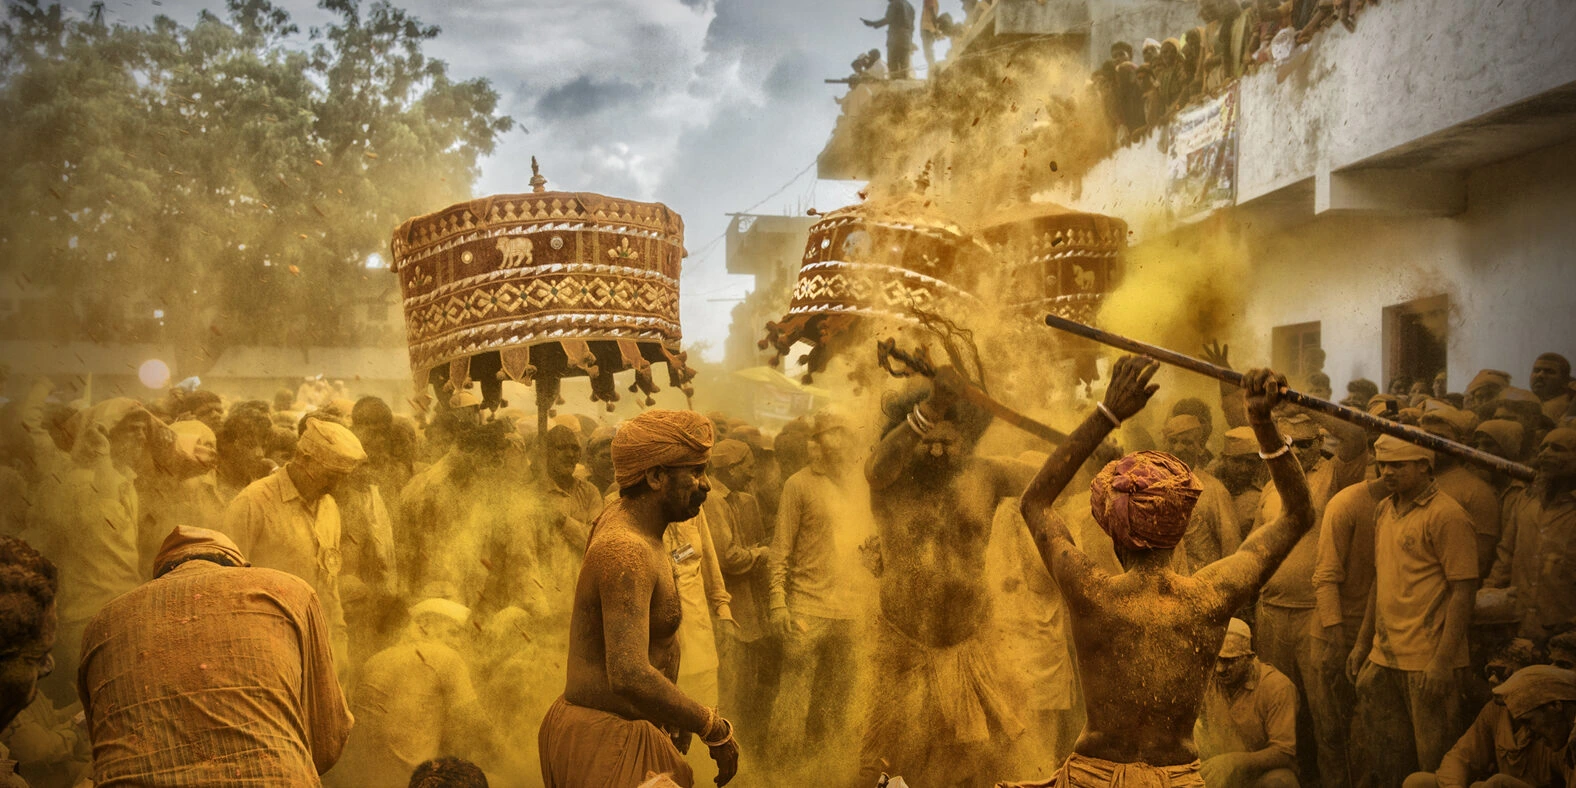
[{"xmin": 0, "ymin": 602, "xmax": 55, "ymax": 730}]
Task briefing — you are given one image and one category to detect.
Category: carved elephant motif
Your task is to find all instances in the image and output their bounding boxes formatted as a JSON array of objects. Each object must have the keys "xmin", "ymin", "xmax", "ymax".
[{"xmin": 497, "ymin": 236, "xmax": 533, "ymax": 268}]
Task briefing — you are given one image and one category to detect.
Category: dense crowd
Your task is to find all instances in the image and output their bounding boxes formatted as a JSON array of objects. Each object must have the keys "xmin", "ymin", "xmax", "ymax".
[
  {"xmin": 1095, "ymin": 0, "xmax": 1385, "ymax": 144},
  {"xmin": 0, "ymin": 347, "xmax": 1573, "ymax": 788}
]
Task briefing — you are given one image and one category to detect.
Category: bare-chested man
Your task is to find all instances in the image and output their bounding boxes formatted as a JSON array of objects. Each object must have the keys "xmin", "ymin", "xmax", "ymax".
[
  {"xmin": 1004, "ymin": 357, "xmax": 1314, "ymax": 787},
  {"xmin": 859, "ymin": 369, "xmax": 1032, "ymax": 784},
  {"xmin": 538, "ymin": 409, "xmax": 740, "ymax": 788}
]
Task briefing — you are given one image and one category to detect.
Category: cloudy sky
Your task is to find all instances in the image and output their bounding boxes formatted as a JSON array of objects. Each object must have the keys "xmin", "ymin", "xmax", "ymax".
[{"xmin": 77, "ymin": 0, "xmax": 904, "ymax": 358}]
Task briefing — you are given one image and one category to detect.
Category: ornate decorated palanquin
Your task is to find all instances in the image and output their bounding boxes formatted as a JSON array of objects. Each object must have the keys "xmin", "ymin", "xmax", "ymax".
[
  {"xmin": 390, "ymin": 163, "xmax": 695, "ymax": 412},
  {"xmin": 982, "ymin": 202, "xmax": 1127, "ymax": 383},
  {"xmin": 759, "ymin": 201, "xmax": 988, "ymax": 381},
  {"xmin": 981, "ymin": 202, "xmax": 1127, "ymax": 324}
]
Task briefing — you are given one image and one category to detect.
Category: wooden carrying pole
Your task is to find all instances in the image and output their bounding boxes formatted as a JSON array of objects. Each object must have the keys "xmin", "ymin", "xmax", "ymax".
[{"xmin": 1043, "ymin": 314, "xmax": 1538, "ymax": 483}]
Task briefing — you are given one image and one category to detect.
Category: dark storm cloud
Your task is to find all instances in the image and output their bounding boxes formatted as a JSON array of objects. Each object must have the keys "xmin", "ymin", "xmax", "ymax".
[{"xmin": 535, "ymin": 75, "xmax": 645, "ymax": 120}]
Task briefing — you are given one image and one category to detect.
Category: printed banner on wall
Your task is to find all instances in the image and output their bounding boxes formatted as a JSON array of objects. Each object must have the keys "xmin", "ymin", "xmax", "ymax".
[{"xmin": 1166, "ymin": 82, "xmax": 1240, "ymax": 223}]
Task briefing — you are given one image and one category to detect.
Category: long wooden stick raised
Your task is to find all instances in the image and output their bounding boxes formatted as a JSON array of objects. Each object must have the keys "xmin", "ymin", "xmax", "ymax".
[{"xmin": 1043, "ymin": 313, "xmax": 1537, "ymax": 482}]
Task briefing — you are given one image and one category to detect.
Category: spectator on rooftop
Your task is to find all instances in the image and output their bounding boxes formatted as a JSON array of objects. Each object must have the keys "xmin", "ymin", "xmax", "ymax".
[{"xmin": 863, "ymin": 0, "xmax": 917, "ymax": 80}]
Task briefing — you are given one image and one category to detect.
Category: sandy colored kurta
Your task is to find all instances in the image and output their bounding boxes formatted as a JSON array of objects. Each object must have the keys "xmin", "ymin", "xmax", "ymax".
[
  {"xmin": 704, "ymin": 478, "xmax": 769, "ymax": 642},
  {"xmin": 1487, "ymin": 486, "xmax": 1576, "ymax": 636},
  {"xmin": 664, "ymin": 507, "xmax": 733, "ymax": 709},
  {"xmin": 334, "ymin": 639, "xmax": 481, "ymax": 787},
  {"xmin": 219, "ymin": 468, "xmax": 349, "ymax": 679},
  {"xmin": 77, "ymin": 561, "xmax": 352, "ymax": 786},
  {"xmin": 1370, "ymin": 484, "xmax": 1478, "ymax": 671},
  {"xmin": 1176, "ymin": 470, "xmax": 1241, "ymax": 574}
]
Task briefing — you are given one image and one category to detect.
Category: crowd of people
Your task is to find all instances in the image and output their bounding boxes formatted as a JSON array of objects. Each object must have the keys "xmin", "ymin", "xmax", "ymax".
[
  {"xmin": 1095, "ymin": 0, "xmax": 1385, "ymax": 144},
  {"xmin": 0, "ymin": 345, "xmax": 1573, "ymax": 788}
]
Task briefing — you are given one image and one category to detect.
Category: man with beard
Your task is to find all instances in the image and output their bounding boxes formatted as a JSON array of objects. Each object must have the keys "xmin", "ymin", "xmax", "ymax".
[
  {"xmin": 585, "ymin": 426, "xmax": 617, "ymax": 496},
  {"xmin": 1486, "ymin": 428, "xmax": 1576, "ymax": 639},
  {"xmin": 1348, "ymin": 437, "xmax": 1478, "ymax": 785},
  {"xmin": 857, "ymin": 369, "xmax": 1032, "ymax": 784},
  {"xmin": 1003, "ymin": 358, "xmax": 1313, "ymax": 788},
  {"xmin": 539, "ymin": 409, "xmax": 739, "ymax": 788},
  {"xmin": 1163, "ymin": 414, "xmax": 1241, "ymax": 573},
  {"xmin": 1194, "ymin": 619, "xmax": 1300, "ymax": 788},
  {"xmin": 1530, "ymin": 354, "xmax": 1573, "ymax": 424}
]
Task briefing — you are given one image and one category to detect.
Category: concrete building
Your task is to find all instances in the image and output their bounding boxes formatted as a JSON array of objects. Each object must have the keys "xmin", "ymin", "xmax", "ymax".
[{"xmin": 1044, "ymin": 0, "xmax": 1576, "ymax": 393}]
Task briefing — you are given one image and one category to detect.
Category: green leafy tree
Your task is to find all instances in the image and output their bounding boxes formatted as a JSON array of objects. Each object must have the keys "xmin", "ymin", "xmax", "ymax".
[{"xmin": 0, "ymin": 0, "xmax": 513, "ymax": 374}]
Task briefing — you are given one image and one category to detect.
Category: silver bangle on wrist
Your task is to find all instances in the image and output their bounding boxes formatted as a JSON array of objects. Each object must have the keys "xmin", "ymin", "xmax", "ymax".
[
  {"xmin": 908, "ymin": 405, "xmax": 935, "ymax": 436},
  {"xmin": 1096, "ymin": 403, "xmax": 1122, "ymax": 428},
  {"xmin": 1258, "ymin": 437, "xmax": 1292, "ymax": 460}
]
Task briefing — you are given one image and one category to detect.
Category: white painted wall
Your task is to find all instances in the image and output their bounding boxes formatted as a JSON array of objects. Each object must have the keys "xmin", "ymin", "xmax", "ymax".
[{"xmin": 1242, "ymin": 136, "xmax": 1576, "ymax": 395}]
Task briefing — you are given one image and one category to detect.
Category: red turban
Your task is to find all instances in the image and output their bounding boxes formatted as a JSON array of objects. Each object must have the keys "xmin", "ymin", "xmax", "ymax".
[
  {"xmin": 611, "ymin": 409, "xmax": 714, "ymax": 489},
  {"xmin": 1089, "ymin": 451, "xmax": 1202, "ymax": 552}
]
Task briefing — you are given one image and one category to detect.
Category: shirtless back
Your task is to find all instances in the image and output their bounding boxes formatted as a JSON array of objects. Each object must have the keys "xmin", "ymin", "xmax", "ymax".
[{"xmin": 1018, "ymin": 358, "xmax": 1313, "ymax": 768}]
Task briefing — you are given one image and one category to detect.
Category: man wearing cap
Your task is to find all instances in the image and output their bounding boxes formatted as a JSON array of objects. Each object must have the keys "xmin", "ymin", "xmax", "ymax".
[
  {"xmin": 1530, "ymin": 354, "xmax": 1573, "ymax": 424},
  {"xmin": 1162, "ymin": 413, "xmax": 1241, "ymax": 572},
  {"xmin": 1003, "ymin": 358, "xmax": 1314, "ymax": 787},
  {"xmin": 1195, "ymin": 618, "xmax": 1299, "ymax": 788},
  {"xmin": 1419, "ymin": 407, "xmax": 1502, "ymax": 576},
  {"xmin": 1466, "ymin": 371, "xmax": 1513, "ymax": 414},
  {"xmin": 1348, "ymin": 435, "xmax": 1479, "ymax": 784},
  {"xmin": 1247, "ymin": 411, "xmax": 1368, "ymax": 785},
  {"xmin": 77, "ymin": 526, "xmax": 352, "ymax": 786},
  {"xmin": 1486, "ymin": 428, "xmax": 1576, "ymax": 638},
  {"xmin": 1474, "ymin": 419, "xmax": 1528, "ymax": 501},
  {"xmin": 705, "ymin": 439, "xmax": 776, "ymax": 739},
  {"xmin": 1401, "ymin": 648, "xmax": 1561, "ymax": 788},
  {"xmin": 1217, "ymin": 426, "xmax": 1269, "ymax": 540},
  {"xmin": 220, "ymin": 415, "xmax": 366, "ymax": 680},
  {"xmin": 767, "ymin": 411, "xmax": 874, "ymax": 764},
  {"xmin": 541, "ymin": 409, "xmax": 739, "ymax": 788},
  {"xmin": 1489, "ymin": 666, "xmax": 1576, "ymax": 786},
  {"xmin": 334, "ymin": 597, "xmax": 494, "ymax": 787}
]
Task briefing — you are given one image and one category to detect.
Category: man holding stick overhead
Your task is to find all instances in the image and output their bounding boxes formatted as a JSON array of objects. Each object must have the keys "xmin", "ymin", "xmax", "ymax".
[{"xmin": 1004, "ymin": 357, "xmax": 1314, "ymax": 787}]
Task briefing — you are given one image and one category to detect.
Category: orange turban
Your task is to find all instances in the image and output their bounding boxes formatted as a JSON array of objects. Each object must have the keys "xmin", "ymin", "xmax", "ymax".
[
  {"xmin": 611, "ymin": 409, "xmax": 714, "ymax": 490},
  {"xmin": 1089, "ymin": 451, "xmax": 1202, "ymax": 552}
]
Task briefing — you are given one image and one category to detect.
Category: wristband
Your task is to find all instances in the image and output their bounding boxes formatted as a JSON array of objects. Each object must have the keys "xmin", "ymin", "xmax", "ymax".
[
  {"xmin": 1258, "ymin": 437, "xmax": 1292, "ymax": 460},
  {"xmin": 702, "ymin": 713, "xmax": 733, "ymax": 747},
  {"xmin": 907, "ymin": 406, "xmax": 934, "ymax": 437},
  {"xmin": 912, "ymin": 404, "xmax": 936, "ymax": 431},
  {"xmin": 1096, "ymin": 403, "xmax": 1122, "ymax": 428}
]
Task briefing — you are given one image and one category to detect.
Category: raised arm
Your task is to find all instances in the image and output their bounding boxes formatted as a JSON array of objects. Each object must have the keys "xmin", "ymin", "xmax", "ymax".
[
  {"xmin": 1195, "ymin": 369, "xmax": 1314, "ymax": 612},
  {"xmin": 866, "ymin": 367, "xmax": 963, "ymax": 491},
  {"xmin": 1020, "ymin": 356, "xmax": 1159, "ymax": 586}
]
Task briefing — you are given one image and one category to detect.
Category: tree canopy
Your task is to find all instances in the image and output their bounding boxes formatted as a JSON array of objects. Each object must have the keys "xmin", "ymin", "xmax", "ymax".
[{"xmin": 0, "ymin": 0, "xmax": 514, "ymax": 373}]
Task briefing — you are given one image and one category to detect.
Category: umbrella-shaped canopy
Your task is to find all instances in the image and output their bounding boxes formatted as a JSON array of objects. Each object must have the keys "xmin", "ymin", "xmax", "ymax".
[{"xmin": 390, "ymin": 161, "xmax": 696, "ymax": 415}]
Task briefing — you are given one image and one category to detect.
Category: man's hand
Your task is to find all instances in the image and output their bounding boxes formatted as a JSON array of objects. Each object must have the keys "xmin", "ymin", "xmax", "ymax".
[
  {"xmin": 1200, "ymin": 753, "xmax": 1246, "ymax": 786},
  {"xmin": 716, "ymin": 618, "xmax": 740, "ymax": 642},
  {"xmin": 1346, "ymin": 643, "xmax": 1370, "ymax": 683},
  {"xmin": 770, "ymin": 607, "xmax": 794, "ymax": 639},
  {"xmin": 1243, "ymin": 368, "xmax": 1287, "ymax": 422},
  {"xmin": 924, "ymin": 366, "xmax": 967, "ymax": 421},
  {"xmin": 1101, "ymin": 355, "xmax": 1160, "ymax": 422},
  {"xmin": 1316, "ymin": 624, "xmax": 1346, "ymax": 672},
  {"xmin": 709, "ymin": 737, "xmax": 740, "ymax": 786},
  {"xmin": 1421, "ymin": 657, "xmax": 1454, "ymax": 698},
  {"xmin": 1202, "ymin": 340, "xmax": 1231, "ymax": 370}
]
